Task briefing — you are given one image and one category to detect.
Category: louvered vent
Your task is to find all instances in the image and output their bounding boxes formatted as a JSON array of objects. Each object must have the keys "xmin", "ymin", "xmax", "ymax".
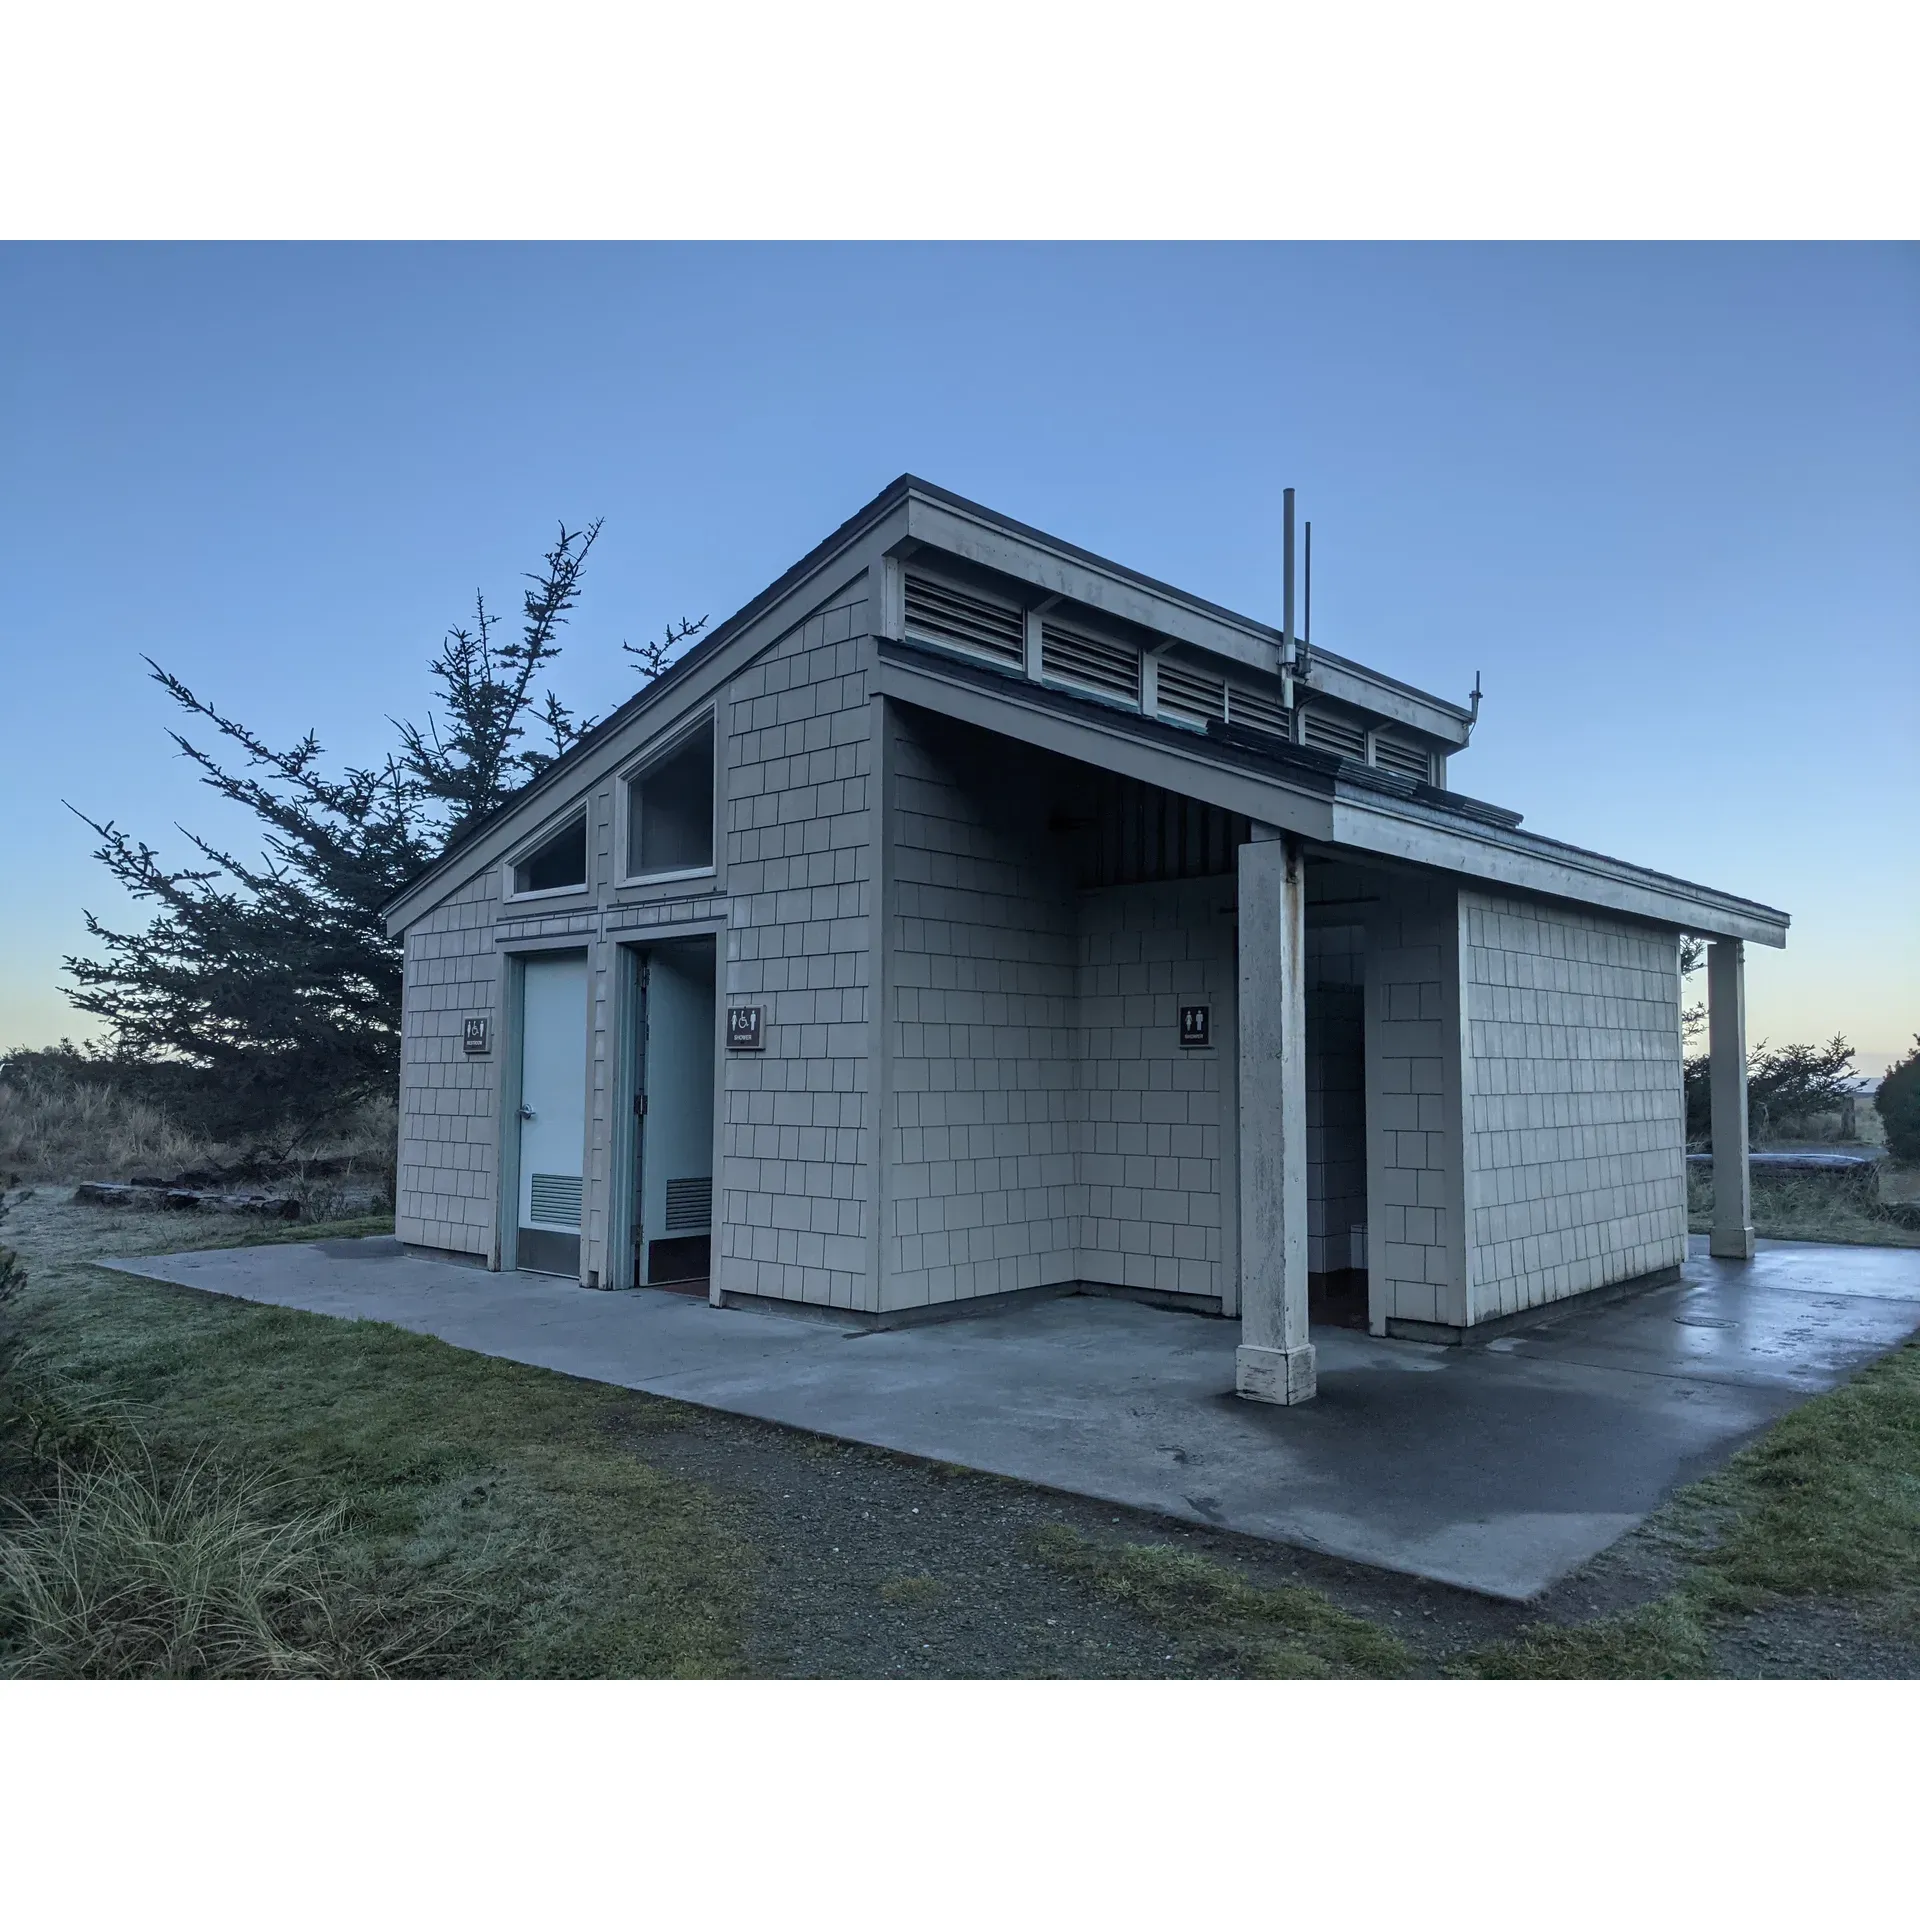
[
  {"xmin": 903, "ymin": 573, "xmax": 1025, "ymax": 669},
  {"xmin": 1226, "ymin": 682, "xmax": 1292, "ymax": 741},
  {"xmin": 1301, "ymin": 706, "xmax": 1368, "ymax": 759},
  {"xmin": 663, "ymin": 1176, "xmax": 712, "ymax": 1235},
  {"xmin": 1041, "ymin": 622, "xmax": 1139, "ymax": 704},
  {"xmin": 1373, "ymin": 732, "xmax": 1433, "ymax": 781},
  {"xmin": 529, "ymin": 1172, "xmax": 583, "ymax": 1228},
  {"xmin": 1155, "ymin": 661, "xmax": 1225, "ymax": 725}
]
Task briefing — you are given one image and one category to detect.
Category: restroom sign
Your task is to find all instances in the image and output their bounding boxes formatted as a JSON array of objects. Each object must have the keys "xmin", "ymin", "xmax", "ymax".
[
  {"xmin": 1179, "ymin": 1004, "xmax": 1211, "ymax": 1048},
  {"xmin": 726, "ymin": 1005, "xmax": 766, "ymax": 1051},
  {"xmin": 462, "ymin": 1016, "xmax": 491, "ymax": 1055}
]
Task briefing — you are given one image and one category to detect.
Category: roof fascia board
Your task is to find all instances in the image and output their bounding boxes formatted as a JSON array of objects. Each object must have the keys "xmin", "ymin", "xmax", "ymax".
[
  {"xmin": 384, "ymin": 513, "xmax": 904, "ymax": 934},
  {"xmin": 1297, "ymin": 662, "xmax": 1473, "ymax": 744},
  {"xmin": 874, "ymin": 650, "xmax": 1334, "ymax": 840},
  {"xmin": 900, "ymin": 488, "xmax": 1473, "ymax": 742},
  {"xmin": 1327, "ymin": 791, "xmax": 1789, "ymax": 946}
]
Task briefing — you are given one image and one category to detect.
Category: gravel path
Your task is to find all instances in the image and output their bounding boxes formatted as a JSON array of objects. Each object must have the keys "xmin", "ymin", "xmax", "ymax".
[{"xmin": 610, "ymin": 1403, "xmax": 1523, "ymax": 1677}]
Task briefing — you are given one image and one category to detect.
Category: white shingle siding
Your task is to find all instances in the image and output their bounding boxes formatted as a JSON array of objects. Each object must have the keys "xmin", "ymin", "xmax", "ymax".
[
  {"xmin": 717, "ymin": 581, "xmax": 875, "ymax": 1310},
  {"xmin": 880, "ymin": 708, "xmax": 1237, "ymax": 1313},
  {"xmin": 1460, "ymin": 892, "xmax": 1686, "ymax": 1320},
  {"xmin": 884, "ymin": 707, "xmax": 1079, "ymax": 1310},
  {"xmin": 1073, "ymin": 879, "xmax": 1234, "ymax": 1304},
  {"xmin": 396, "ymin": 867, "xmax": 502, "ymax": 1258},
  {"xmin": 390, "ymin": 602, "xmax": 1697, "ymax": 1333}
]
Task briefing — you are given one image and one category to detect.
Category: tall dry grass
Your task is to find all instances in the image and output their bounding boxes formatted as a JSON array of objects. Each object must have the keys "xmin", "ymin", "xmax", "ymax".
[
  {"xmin": 0, "ymin": 1076, "xmax": 206, "ymax": 1184},
  {"xmin": 0, "ymin": 1070, "xmax": 397, "ymax": 1207}
]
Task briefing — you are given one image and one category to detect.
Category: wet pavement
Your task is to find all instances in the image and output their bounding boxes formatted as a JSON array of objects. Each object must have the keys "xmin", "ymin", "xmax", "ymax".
[{"xmin": 100, "ymin": 1234, "xmax": 1920, "ymax": 1600}]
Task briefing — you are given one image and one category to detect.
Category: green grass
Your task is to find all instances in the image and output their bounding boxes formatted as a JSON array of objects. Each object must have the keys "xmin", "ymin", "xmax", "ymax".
[
  {"xmin": 1456, "ymin": 1339, "xmax": 1920, "ymax": 1678},
  {"xmin": 1029, "ymin": 1525, "xmax": 1414, "ymax": 1677},
  {"xmin": 7, "ymin": 1194, "xmax": 1917, "ymax": 1681},
  {"xmin": 1455, "ymin": 1597, "xmax": 1715, "ymax": 1680},
  {"xmin": 3, "ymin": 1252, "xmax": 752, "ymax": 1677},
  {"xmin": 1702, "ymin": 1340, "xmax": 1920, "ymax": 1603},
  {"xmin": 878, "ymin": 1574, "xmax": 945, "ymax": 1606}
]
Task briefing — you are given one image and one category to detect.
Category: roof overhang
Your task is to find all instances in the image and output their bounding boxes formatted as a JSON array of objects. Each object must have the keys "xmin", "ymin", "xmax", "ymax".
[
  {"xmin": 876, "ymin": 642, "xmax": 1789, "ymax": 948},
  {"xmin": 383, "ymin": 473, "xmax": 1780, "ymax": 949}
]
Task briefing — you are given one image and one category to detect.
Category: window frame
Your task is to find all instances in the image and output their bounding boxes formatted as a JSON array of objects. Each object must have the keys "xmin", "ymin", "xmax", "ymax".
[
  {"xmin": 616, "ymin": 706, "xmax": 720, "ymax": 891},
  {"xmin": 502, "ymin": 805, "xmax": 592, "ymax": 904}
]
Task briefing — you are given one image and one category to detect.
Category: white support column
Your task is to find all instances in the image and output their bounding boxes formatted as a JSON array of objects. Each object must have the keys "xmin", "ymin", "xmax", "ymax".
[
  {"xmin": 1708, "ymin": 937, "xmax": 1754, "ymax": 1260},
  {"xmin": 1235, "ymin": 830, "xmax": 1315, "ymax": 1404}
]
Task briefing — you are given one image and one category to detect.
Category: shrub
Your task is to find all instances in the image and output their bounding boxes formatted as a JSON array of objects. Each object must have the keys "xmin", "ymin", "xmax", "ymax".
[
  {"xmin": 1878, "ymin": 1039, "xmax": 1920, "ymax": 1165},
  {"xmin": 1684, "ymin": 1034, "xmax": 1856, "ymax": 1145}
]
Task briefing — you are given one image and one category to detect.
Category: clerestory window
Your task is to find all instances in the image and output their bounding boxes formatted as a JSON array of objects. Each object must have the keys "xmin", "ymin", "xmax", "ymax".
[
  {"xmin": 625, "ymin": 717, "xmax": 715, "ymax": 879},
  {"xmin": 509, "ymin": 811, "xmax": 588, "ymax": 896}
]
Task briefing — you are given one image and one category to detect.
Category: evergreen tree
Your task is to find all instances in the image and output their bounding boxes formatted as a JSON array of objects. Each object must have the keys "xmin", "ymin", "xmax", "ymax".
[{"xmin": 62, "ymin": 523, "xmax": 703, "ymax": 1139}]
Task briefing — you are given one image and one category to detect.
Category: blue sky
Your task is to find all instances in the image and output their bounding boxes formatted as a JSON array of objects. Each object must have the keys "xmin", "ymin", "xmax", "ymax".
[{"xmin": 1, "ymin": 243, "xmax": 1914, "ymax": 1069}]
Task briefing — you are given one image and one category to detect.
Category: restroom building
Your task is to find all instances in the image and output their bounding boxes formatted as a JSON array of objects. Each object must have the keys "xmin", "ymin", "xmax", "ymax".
[{"xmin": 382, "ymin": 476, "xmax": 1785, "ymax": 1403}]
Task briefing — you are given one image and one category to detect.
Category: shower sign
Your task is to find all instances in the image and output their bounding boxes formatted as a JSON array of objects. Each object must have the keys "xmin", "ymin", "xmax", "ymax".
[
  {"xmin": 1178, "ymin": 1004, "xmax": 1211, "ymax": 1048},
  {"xmin": 726, "ymin": 1005, "xmax": 766, "ymax": 1051}
]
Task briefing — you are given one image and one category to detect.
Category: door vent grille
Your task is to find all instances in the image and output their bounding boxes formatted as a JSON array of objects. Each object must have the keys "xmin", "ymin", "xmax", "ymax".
[
  {"xmin": 1041, "ymin": 622, "xmax": 1139, "ymax": 703},
  {"xmin": 1301, "ymin": 706, "xmax": 1368, "ymax": 759},
  {"xmin": 903, "ymin": 573, "xmax": 1025, "ymax": 669},
  {"xmin": 529, "ymin": 1172, "xmax": 583, "ymax": 1227},
  {"xmin": 1226, "ymin": 682, "xmax": 1292, "ymax": 740},
  {"xmin": 1372, "ymin": 732, "xmax": 1433, "ymax": 781},
  {"xmin": 664, "ymin": 1176, "xmax": 713, "ymax": 1235},
  {"xmin": 1155, "ymin": 661, "xmax": 1226, "ymax": 725}
]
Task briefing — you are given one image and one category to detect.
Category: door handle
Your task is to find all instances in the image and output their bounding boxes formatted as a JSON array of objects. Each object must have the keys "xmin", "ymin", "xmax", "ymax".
[{"xmin": 518, "ymin": 1104, "xmax": 537, "ymax": 1121}]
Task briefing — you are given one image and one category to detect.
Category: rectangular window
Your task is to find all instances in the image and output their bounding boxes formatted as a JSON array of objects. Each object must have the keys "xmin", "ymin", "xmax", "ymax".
[
  {"xmin": 510, "ymin": 812, "xmax": 587, "ymax": 895},
  {"xmin": 627, "ymin": 719, "xmax": 715, "ymax": 878}
]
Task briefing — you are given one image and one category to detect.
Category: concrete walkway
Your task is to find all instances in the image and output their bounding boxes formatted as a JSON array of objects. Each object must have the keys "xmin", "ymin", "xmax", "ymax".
[{"xmin": 101, "ymin": 1235, "xmax": 1920, "ymax": 1600}]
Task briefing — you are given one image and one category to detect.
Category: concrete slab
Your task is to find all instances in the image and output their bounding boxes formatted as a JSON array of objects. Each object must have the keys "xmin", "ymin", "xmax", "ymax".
[{"xmin": 98, "ymin": 1232, "xmax": 1920, "ymax": 1601}]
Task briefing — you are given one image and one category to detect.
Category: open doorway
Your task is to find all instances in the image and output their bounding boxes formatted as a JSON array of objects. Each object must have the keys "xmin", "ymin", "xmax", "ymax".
[
  {"xmin": 625, "ymin": 935, "xmax": 717, "ymax": 1288},
  {"xmin": 1306, "ymin": 874, "xmax": 1370, "ymax": 1330}
]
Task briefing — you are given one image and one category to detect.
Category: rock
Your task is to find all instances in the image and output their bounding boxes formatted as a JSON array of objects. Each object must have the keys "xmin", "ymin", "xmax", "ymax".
[
  {"xmin": 70, "ymin": 1182, "xmax": 299, "ymax": 1219},
  {"xmin": 73, "ymin": 1182, "xmax": 141, "ymax": 1206}
]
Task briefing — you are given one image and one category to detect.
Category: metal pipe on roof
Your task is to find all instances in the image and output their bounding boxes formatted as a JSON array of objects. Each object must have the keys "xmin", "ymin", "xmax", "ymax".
[{"xmin": 1282, "ymin": 487, "xmax": 1296, "ymax": 652}]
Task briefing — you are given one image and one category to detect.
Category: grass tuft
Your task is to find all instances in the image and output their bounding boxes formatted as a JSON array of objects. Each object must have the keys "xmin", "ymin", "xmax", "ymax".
[
  {"xmin": 1454, "ymin": 1598, "xmax": 1714, "ymax": 1679},
  {"xmin": 0, "ymin": 1441, "xmax": 475, "ymax": 1678},
  {"xmin": 1030, "ymin": 1525, "xmax": 1413, "ymax": 1678},
  {"xmin": 879, "ymin": 1574, "xmax": 944, "ymax": 1606}
]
